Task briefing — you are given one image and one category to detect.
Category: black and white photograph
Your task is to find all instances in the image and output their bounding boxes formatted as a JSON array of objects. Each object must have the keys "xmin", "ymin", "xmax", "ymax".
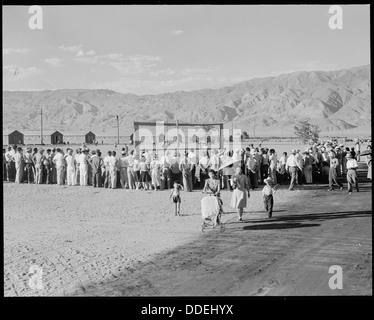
[{"xmin": 2, "ymin": 4, "xmax": 372, "ymax": 303}]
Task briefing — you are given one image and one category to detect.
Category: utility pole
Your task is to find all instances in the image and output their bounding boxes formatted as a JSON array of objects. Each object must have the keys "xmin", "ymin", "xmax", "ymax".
[
  {"xmin": 176, "ymin": 119, "xmax": 179, "ymax": 155},
  {"xmin": 116, "ymin": 115, "xmax": 120, "ymax": 146},
  {"xmin": 39, "ymin": 108, "xmax": 43, "ymax": 145}
]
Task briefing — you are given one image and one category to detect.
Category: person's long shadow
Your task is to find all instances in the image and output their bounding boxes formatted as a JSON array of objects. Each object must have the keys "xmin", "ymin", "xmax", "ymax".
[
  {"xmin": 243, "ymin": 222, "xmax": 320, "ymax": 231},
  {"xmin": 249, "ymin": 210, "xmax": 371, "ymax": 224}
]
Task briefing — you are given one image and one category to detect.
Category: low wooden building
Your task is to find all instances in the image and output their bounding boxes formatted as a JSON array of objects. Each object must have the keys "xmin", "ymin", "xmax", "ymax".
[
  {"xmin": 24, "ymin": 130, "xmax": 64, "ymax": 145},
  {"xmin": 3, "ymin": 130, "xmax": 24, "ymax": 145},
  {"xmin": 85, "ymin": 131, "xmax": 96, "ymax": 144}
]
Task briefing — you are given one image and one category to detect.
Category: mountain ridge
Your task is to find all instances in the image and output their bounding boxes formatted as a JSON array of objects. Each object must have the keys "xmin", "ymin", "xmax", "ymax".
[{"xmin": 3, "ymin": 64, "xmax": 371, "ymax": 137}]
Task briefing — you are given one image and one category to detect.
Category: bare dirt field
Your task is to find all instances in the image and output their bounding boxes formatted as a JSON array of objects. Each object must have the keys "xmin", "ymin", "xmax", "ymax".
[{"xmin": 3, "ymin": 163, "xmax": 372, "ymax": 296}]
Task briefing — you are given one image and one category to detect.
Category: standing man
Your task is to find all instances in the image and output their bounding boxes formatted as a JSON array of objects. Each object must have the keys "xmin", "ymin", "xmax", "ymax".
[
  {"xmin": 346, "ymin": 153, "xmax": 359, "ymax": 194},
  {"xmin": 278, "ymin": 152, "xmax": 288, "ymax": 185},
  {"xmin": 245, "ymin": 149, "xmax": 257, "ymax": 189},
  {"xmin": 53, "ymin": 148, "xmax": 65, "ymax": 185},
  {"xmin": 160, "ymin": 150, "xmax": 172, "ymax": 190},
  {"xmin": 286, "ymin": 149, "xmax": 303, "ymax": 191},
  {"xmin": 65, "ymin": 148, "xmax": 76, "ymax": 186},
  {"xmin": 295, "ymin": 149, "xmax": 304, "ymax": 185},
  {"xmin": 327, "ymin": 151, "xmax": 343, "ymax": 191},
  {"xmin": 33, "ymin": 148, "xmax": 45, "ymax": 184},
  {"xmin": 13, "ymin": 147, "xmax": 24, "ymax": 183},
  {"xmin": 5, "ymin": 147, "xmax": 13, "ymax": 182},
  {"xmin": 261, "ymin": 148, "xmax": 270, "ymax": 182},
  {"xmin": 89, "ymin": 150, "xmax": 102, "ymax": 188},
  {"xmin": 119, "ymin": 150, "xmax": 129, "ymax": 189},
  {"xmin": 24, "ymin": 147, "xmax": 34, "ymax": 184},
  {"xmin": 103, "ymin": 151, "xmax": 112, "ymax": 188},
  {"xmin": 179, "ymin": 151, "xmax": 193, "ymax": 191},
  {"xmin": 8, "ymin": 145, "xmax": 17, "ymax": 182},
  {"xmin": 188, "ymin": 148, "xmax": 197, "ymax": 188},
  {"xmin": 109, "ymin": 150, "xmax": 118, "ymax": 189},
  {"xmin": 74, "ymin": 148, "xmax": 81, "ymax": 185},
  {"xmin": 43, "ymin": 149, "xmax": 52, "ymax": 184},
  {"xmin": 170, "ymin": 151, "xmax": 181, "ymax": 186},
  {"xmin": 254, "ymin": 148, "xmax": 262, "ymax": 186},
  {"xmin": 50, "ymin": 148, "xmax": 57, "ymax": 184},
  {"xmin": 126, "ymin": 150, "xmax": 136, "ymax": 189},
  {"xmin": 78, "ymin": 148, "xmax": 89, "ymax": 186}
]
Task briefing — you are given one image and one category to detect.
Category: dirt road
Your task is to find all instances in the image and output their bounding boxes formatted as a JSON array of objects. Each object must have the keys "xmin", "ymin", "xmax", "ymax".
[{"xmin": 4, "ymin": 164, "xmax": 371, "ymax": 296}]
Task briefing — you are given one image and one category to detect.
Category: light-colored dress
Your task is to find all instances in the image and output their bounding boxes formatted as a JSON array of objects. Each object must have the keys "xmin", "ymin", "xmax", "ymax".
[
  {"xmin": 230, "ymin": 174, "xmax": 250, "ymax": 209},
  {"xmin": 366, "ymin": 155, "xmax": 372, "ymax": 179},
  {"xmin": 150, "ymin": 160, "xmax": 161, "ymax": 186}
]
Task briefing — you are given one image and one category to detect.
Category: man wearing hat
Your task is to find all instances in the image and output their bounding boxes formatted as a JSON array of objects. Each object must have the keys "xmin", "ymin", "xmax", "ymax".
[
  {"xmin": 285, "ymin": 149, "xmax": 302, "ymax": 191},
  {"xmin": 33, "ymin": 148, "xmax": 45, "ymax": 184},
  {"xmin": 89, "ymin": 150, "xmax": 102, "ymax": 188},
  {"xmin": 118, "ymin": 150, "xmax": 129, "ymax": 189},
  {"xmin": 346, "ymin": 153, "xmax": 359, "ymax": 194},
  {"xmin": 53, "ymin": 148, "xmax": 65, "ymax": 185},
  {"xmin": 13, "ymin": 147, "xmax": 24, "ymax": 183},
  {"xmin": 65, "ymin": 148, "xmax": 76, "ymax": 186},
  {"xmin": 24, "ymin": 147, "xmax": 34, "ymax": 184},
  {"xmin": 246, "ymin": 149, "xmax": 257, "ymax": 188},
  {"xmin": 327, "ymin": 151, "xmax": 343, "ymax": 191},
  {"xmin": 254, "ymin": 148, "xmax": 262, "ymax": 186},
  {"xmin": 78, "ymin": 147, "xmax": 89, "ymax": 186},
  {"xmin": 4, "ymin": 146, "xmax": 14, "ymax": 182},
  {"xmin": 74, "ymin": 148, "xmax": 81, "ymax": 185}
]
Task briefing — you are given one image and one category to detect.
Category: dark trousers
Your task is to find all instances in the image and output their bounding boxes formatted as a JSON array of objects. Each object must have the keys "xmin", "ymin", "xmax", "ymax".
[
  {"xmin": 200, "ymin": 170, "xmax": 208, "ymax": 189},
  {"xmin": 191, "ymin": 166, "xmax": 196, "ymax": 187},
  {"xmin": 161, "ymin": 169, "xmax": 171, "ymax": 190},
  {"xmin": 261, "ymin": 164, "xmax": 269, "ymax": 182},
  {"xmin": 92, "ymin": 171, "xmax": 101, "ymax": 187},
  {"xmin": 3, "ymin": 163, "xmax": 7, "ymax": 181},
  {"xmin": 25, "ymin": 163, "xmax": 33, "ymax": 183},
  {"xmin": 7, "ymin": 162, "xmax": 15, "ymax": 181},
  {"xmin": 222, "ymin": 174, "xmax": 232, "ymax": 191},
  {"xmin": 248, "ymin": 170, "xmax": 257, "ymax": 188},
  {"xmin": 263, "ymin": 194, "xmax": 274, "ymax": 217},
  {"xmin": 44, "ymin": 165, "xmax": 51, "ymax": 184},
  {"xmin": 171, "ymin": 172, "xmax": 181, "ymax": 185}
]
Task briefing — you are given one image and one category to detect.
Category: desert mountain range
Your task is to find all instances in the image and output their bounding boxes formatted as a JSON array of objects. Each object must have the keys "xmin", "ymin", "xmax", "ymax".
[{"xmin": 2, "ymin": 64, "xmax": 371, "ymax": 137}]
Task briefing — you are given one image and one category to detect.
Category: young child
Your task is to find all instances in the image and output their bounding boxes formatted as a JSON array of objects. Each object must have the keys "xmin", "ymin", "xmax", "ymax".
[
  {"xmin": 262, "ymin": 177, "xmax": 277, "ymax": 218},
  {"xmin": 170, "ymin": 181, "xmax": 184, "ymax": 216}
]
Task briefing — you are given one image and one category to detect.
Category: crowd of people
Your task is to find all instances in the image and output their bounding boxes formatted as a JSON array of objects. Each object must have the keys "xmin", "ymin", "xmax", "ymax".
[
  {"xmin": 3, "ymin": 139, "xmax": 371, "ymax": 192},
  {"xmin": 3, "ymin": 138, "xmax": 371, "ymax": 221}
]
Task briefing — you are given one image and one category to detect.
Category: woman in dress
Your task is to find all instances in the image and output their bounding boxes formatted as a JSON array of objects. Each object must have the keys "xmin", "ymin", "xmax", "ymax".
[
  {"xmin": 230, "ymin": 166, "xmax": 251, "ymax": 222},
  {"xmin": 220, "ymin": 150, "xmax": 234, "ymax": 191},
  {"xmin": 203, "ymin": 169, "xmax": 221, "ymax": 195},
  {"xmin": 150, "ymin": 154, "xmax": 162, "ymax": 190},
  {"xmin": 303, "ymin": 150, "xmax": 314, "ymax": 184},
  {"xmin": 365, "ymin": 145, "xmax": 371, "ymax": 180},
  {"xmin": 268, "ymin": 149, "xmax": 278, "ymax": 184},
  {"xmin": 199, "ymin": 150, "xmax": 210, "ymax": 189}
]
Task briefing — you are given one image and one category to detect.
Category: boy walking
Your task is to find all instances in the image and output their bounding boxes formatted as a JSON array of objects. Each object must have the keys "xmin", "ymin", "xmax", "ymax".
[{"xmin": 262, "ymin": 177, "xmax": 277, "ymax": 218}]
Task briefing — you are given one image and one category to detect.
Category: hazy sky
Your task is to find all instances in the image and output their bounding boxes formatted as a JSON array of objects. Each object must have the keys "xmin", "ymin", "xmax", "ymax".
[{"xmin": 3, "ymin": 5, "xmax": 370, "ymax": 95}]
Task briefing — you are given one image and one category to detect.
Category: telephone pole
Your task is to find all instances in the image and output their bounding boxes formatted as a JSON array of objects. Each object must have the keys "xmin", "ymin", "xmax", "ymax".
[
  {"xmin": 116, "ymin": 115, "xmax": 120, "ymax": 146},
  {"xmin": 39, "ymin": 108, "xmax": 43, "ymax": 145}
]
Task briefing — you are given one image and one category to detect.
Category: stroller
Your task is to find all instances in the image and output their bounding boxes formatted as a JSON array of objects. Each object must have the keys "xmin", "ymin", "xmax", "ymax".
[{"xmin": 201, "ymin": 193, "xmax": 224, "ymax": 232}]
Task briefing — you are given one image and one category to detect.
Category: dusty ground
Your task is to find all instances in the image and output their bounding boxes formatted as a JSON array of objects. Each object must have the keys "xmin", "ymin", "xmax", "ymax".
[{"xmin": 3, "ymin": 163, "xmax": 372, "ymax": 296}]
